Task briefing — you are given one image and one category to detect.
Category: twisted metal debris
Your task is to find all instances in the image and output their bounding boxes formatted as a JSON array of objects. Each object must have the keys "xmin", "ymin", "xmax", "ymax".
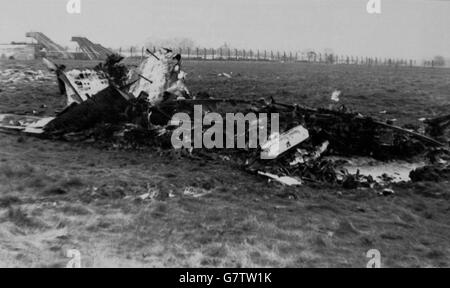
[{"xmin": 1, "ymin": 52, "xmax": 449, "ymax": 189}]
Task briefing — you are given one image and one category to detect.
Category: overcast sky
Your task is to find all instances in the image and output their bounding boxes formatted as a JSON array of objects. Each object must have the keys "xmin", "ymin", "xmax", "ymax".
[{"xmin": 0, "ymin": 0, "xmax": 449, "ymax": 60}]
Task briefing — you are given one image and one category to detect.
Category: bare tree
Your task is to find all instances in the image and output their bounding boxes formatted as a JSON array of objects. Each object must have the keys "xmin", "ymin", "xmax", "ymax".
[
  {"xmin": 145, "ymin": 37, "xmax": 197, "ymax": 50},
  {"xmin": 433, "ymin": 55, "xmax": 446, "ymax": 67}
]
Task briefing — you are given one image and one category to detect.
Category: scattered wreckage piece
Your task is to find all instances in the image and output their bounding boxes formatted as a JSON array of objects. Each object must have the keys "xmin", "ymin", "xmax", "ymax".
[
  {"xmin": 297, "ymin": 107, "xmax": 444, "ymax": 160},
  {"xmin": 333, "ymin": 157, "xmax": 426, "ymax": 184},
  {"xmin": 410, "ymin": 164, "xmax": 450, "ymax": 183},
  {"xmin": 258, "ymin": 171, "xmax": 303, "ymax": 186},
  {"xmin": 93, "ymin": 54, "xmax": 130, "ymax": 88},
  {"xmin": 43, "ymin": 49, "xmax": 190, "ymax": 107},
  {"xmin": 0, "ymin": 114, "xmax": 54, "ymax": 134},
  {"xmin": 43, "ymin": 57, "xmax": 120, "ymax": 105},
  {"xmin": 43, "ymin": 85, "xmax": 131, "ymax": 135},
  {"xmin": 260, "ymin": 125, "xmax": 309, "ymax": 160},
  {"xmin": 425, "ymin": 114, "xmax": 450, "ymax": 142},
  {"xmin": 128, "ymin": 49, "xmax": 190, "ymax": 103},
  {"xmin": 0, "ymin": 68, "xmax": 55, "ymax": 84},
  {"xmin": 55, "ymin": 69, "xmax": 109, "ymax": 105},
  {"xmin": 63, "ymin": 69, "xmax": 110, "ymax": 105}
]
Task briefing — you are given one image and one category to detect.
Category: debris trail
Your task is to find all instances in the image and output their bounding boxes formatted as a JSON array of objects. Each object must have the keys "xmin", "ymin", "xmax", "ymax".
[{"xmin": 1, "ymin": 53, "xmax": 449, "ymax": 190}]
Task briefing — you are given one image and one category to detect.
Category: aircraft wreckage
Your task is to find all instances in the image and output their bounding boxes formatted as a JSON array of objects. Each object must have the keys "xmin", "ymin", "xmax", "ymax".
[{"xmin": 0, "ymin": 50, "xmax": 449, "ymax": 189}]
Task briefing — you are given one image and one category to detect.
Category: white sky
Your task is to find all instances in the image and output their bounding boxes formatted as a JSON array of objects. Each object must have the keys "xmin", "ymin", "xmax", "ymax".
[{"xmin": 0, "ymin": 0, "xmax": 449, "ymax": 59}]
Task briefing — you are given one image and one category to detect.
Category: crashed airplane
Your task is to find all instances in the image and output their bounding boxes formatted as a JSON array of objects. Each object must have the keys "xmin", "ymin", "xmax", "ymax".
[{"xmin": 0, "ymin": 49, "xmax": 449, "ymax": 190}]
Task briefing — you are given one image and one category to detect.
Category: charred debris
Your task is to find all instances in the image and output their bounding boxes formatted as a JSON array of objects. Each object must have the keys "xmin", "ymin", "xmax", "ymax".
[{"xmin": 2, "ymin": 50, "xmax": 450, "ymax": 190}]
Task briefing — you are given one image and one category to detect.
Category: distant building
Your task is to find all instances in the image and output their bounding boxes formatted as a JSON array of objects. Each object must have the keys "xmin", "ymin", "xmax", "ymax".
[{"xmin": 0, "ymin": 44, "xmax": 36, "ymax": 60}]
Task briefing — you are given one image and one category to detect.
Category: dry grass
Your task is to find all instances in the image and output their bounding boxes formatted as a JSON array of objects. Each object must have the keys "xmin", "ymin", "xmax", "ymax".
[{"xmin": 0, "ymin": 59, "xmax": 449, "ymax": 267}]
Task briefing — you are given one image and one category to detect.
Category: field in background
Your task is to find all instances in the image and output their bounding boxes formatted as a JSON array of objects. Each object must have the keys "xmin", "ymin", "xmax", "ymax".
[
  {"xmin": 3, "ymin": 59, "xmax": 450, "ymax": 124},
  {"xmin": 0, "ymin": 59, "xmax": 449, "ymax": 267}
]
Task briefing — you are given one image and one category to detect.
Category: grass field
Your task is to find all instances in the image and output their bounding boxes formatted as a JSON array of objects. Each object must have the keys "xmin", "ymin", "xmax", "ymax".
[{"xmin": 0, "ymin": 59, "xmax": 449, "ymax": 267}]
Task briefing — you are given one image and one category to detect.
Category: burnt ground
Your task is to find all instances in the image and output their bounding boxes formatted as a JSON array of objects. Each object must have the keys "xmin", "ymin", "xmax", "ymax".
[{"xmin": 0, "ymin": 59, "xmax": 449, "ymax": 267}]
